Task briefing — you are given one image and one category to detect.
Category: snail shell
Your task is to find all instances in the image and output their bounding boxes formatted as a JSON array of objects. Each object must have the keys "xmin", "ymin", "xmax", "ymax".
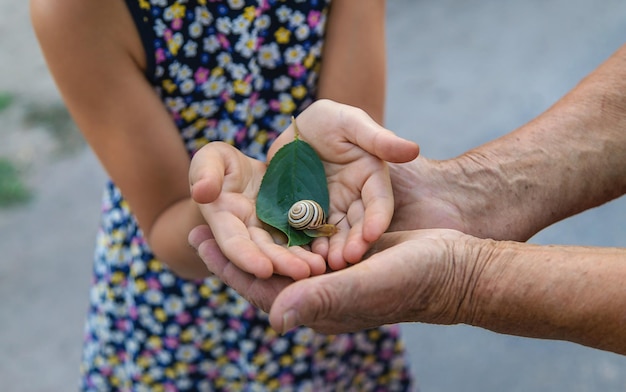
[{"xmin": 288, "ymin": 200, "xmax": 326, "ymax": 230}]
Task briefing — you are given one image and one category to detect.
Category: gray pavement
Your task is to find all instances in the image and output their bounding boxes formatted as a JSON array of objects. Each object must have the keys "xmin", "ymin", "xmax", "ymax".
[{"xmin": 1, "ymin": 0, "xmax": 626, "ymax": 391}]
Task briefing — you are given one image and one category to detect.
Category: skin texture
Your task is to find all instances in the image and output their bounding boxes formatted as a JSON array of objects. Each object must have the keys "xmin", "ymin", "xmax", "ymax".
[
  {"xmin": 188, "ymin": 44, "xmax": 626, "ymax": 354},
  {"xmin": 30, "ymin": 0, "xmax": 387, "ymax": 280}
]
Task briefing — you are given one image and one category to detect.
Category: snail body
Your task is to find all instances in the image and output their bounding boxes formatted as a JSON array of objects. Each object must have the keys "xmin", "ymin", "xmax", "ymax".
[{"xmin": 287, "ymin": 200, "xmax": 339, "ymax": 237}]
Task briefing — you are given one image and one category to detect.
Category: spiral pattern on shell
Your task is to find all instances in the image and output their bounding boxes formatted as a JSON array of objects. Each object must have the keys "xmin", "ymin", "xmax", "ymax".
[{"xmin": 287, "ymin": 200, "xmax": 326, "ymax": 230}]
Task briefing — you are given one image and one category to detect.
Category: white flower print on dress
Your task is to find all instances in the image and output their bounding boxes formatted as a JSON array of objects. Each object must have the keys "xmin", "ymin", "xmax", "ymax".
[
  {"xmin": 258, "ymin": 42, "xmax": 280, "ymax": 68},
  {"xmin": 276, "ymin": 5, "xmax": 292, "ymax": 23},
  {"xmin": 188, "ymin": 22, "xmax": 203, "ymax": 39},
  {"xmin": 203, "ymin": 35, "xmax": 220, "ymax": 53},
  {"xmin": 290, "ymin": 10, "xmax": 306, "ymax": 28},
  {"xmin": 235, "ymin": 33, "xmax": 257, "ymax": 58},
  {"xmin": 255, "ymin": 14, "xmax": 271, "ymax": 30},
  {"xmin": 195, "ymin": 6, "xmax": 213, "ymax": 25},
  {"xmin": 295, "ymin": 24, "xmax": 310, "ymax": 41},
  {"xmin": 284, "ymin": 44, "xmax": 306, "ymax": 65},
  {"xmin": 202, "ymin": 75, "xmax": 226, "ymax": 98},
  {"xmin": 231, "ymin": 14, "xmax": 252, "ymax": 34},
  {"xmin": 227, "ymin": 0, "xmax": 245, "ymax": 10},
  {"xmin": 216, "ymin": 17, "xmax": 231, "ymax": 35},
  {"xmin": 180, "ymin": 79, "xmax": 195, "ymax": 94},
  {"xmin": 273, "ymin": 75, "xmax": 291, "ymax": 91}
]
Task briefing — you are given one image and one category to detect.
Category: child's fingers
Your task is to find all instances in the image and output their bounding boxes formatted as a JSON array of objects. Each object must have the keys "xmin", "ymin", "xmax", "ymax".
[
  {"xmin": 189, "ymin": 143, "xmax": 230, "ymax": 204},
  {"xmin": 206, "ymin": 209, "xmax": 274, "ymax": 279}
]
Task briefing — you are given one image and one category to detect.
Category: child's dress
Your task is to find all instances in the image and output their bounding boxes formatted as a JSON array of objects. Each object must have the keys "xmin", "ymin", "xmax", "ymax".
[{"xmin": 80, "ymin": 1, "xmax": 414, "ymax": 390}]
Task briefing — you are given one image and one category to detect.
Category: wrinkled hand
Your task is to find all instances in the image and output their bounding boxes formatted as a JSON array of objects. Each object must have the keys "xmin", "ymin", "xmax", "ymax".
[
  {"xmin": 268, "ymin": 229, "xmax": 480, "ymax": 334},
  {"xmin": 385, "ymin": 148, "xmax": 544, "ymax": 242},
  {"xmin": 268, "ymin": 99, "xmax": 420, "ymax": 269},
  {"xmin": 191, "ymin": 226, "xmax": 482, "ymax": 334},
  {"xmin": 386, "ymin": 158, "xmax": 467, "ymax": 233}
]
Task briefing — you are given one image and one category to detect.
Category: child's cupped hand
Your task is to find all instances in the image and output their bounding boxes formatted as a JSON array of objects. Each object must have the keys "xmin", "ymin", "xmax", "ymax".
[{"xmin": 189, "ymin": 99, "xmax": 420, "ymax": 279}]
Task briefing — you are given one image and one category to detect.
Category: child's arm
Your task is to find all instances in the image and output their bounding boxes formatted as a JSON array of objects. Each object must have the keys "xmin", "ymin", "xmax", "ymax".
[
  {"xmin": 30, "ymin": 0, "xmax": 217, "ymax": 279},
  {"xmin": 317, "ymin": 0, "xmax": 387, "ymax": 124}
]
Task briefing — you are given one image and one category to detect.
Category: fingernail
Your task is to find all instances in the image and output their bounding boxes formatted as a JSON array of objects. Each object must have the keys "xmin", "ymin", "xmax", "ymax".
[{"xmin": 281, "ymin": 309, "xmax": 299, "ymax": 335}]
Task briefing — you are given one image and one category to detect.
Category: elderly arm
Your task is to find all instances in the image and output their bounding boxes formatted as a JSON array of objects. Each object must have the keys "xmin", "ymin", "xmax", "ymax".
[
  {"xmin": 466, "ymin": 240, "xmax": 626, "ymax": 354},
  {"xmin": 317, "ymin": 0, "xmax": 386, "ymax": 123},
  {"xmin": 265, "ymin": 230, "xmax": 626, "ymax": 355},
  {"xmin": 390, "ymin": 44, "xmax": 626, "ymax": 241}
]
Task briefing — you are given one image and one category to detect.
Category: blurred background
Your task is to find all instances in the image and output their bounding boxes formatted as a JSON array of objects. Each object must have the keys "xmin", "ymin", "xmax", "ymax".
[{"xmin": 1, "ymin": 0, "xmax": 625, "ymax": 390}]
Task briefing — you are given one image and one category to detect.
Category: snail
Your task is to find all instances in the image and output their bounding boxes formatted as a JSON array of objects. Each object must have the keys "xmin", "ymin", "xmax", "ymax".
[{"xmin": 287, "ymin": 199, "xmax": 340, "ymax": 237}]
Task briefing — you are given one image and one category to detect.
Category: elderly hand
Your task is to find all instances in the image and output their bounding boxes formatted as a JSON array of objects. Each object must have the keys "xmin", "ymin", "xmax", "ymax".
[{"xmin": 190, "ymin": 226, "xmax": 481, "ymax": 334}]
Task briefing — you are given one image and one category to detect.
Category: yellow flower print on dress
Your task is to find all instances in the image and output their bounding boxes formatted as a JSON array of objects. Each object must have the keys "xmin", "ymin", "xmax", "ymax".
[
  {"xmin": 243, "ymin": 6, "xmax": 256, "ymax": 21},
  {"xmin": 274, "ymin": 26, "xmax": 291, "ymax": 44},
  {"xmin": 165, "ymin": 3, "xmax": 186, "ymax": 20}
]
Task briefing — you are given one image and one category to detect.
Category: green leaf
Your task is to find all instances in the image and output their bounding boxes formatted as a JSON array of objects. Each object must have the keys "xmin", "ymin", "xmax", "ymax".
[{"xmin": 257, "ymin": 137, "xmax": 329, "ymax": 246}]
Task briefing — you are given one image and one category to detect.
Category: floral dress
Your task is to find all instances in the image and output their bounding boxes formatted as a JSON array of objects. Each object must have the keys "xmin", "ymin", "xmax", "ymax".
[{"xmin": 80, "ymin": 1, "xmax": 414, "ymax": 391}]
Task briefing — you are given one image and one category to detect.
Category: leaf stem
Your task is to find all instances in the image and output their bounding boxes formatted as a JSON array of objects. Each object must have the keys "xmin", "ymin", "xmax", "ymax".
[{"xmin": 291, "ymin": 116, "xmax": 300, "ymax": 140}]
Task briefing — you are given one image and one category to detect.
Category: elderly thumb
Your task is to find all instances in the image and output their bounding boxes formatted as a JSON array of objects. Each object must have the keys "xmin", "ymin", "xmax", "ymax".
[
  {"xmin": 267, "ymin": 263, "xmax": 387, "ymax": 335},
  {"xmin": 267, "ymin": 274, "xmax": 342, "ymax": 334}
]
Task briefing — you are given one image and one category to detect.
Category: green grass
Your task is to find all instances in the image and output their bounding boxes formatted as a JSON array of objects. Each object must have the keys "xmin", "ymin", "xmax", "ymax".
[
  {"xmin": 0, "ymin": 92, "xmax": 13, "ymax": 113},
  {"xmin": 23, "ymin": 103, "xmax": 84, "ymax": 154},
  {"xmin": 0, "ymin": 158, "xmax": 31, "ymax": 207},
  {"xmin": 0, "ymin": 95, "xmax": 81, "ymax": 208},
  {"xmin": 0, "ymin": 92, "xmax": 29, "ymax": 207}
]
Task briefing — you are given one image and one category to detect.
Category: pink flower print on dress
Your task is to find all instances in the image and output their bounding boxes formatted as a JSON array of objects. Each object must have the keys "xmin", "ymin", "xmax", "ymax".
[
  {"xmin": 243, "ymin": 305, "xmax": 256, "ymax": 319},
  {"xmin": 269, "ymin": 99, "xmax": 281, "ymax": 112},
  {"xmin": 228, "ymin": 318, "xmax": 243, "ymax": 331},
  {"xmin": 217, "ymin": 33, "xmax": 230, "ymax": 49},
  {"xmin": 171, "ymin": 18, "xmax": 183, "ymax": 31},
  {"xmin": 288, "ymin": 63, "xmax": 306, "ymax": 79},
  {"xmin": 227, "ymin": 349, "xmax": 240, "ymax": 361},
  {"xmin": 164, "ymin": 336, "xmax": 179, "ymax": 349},
  {"xmin": 258, "ymin": 0, "xmax": 270, "ymax": 13},
  {"xmin": 307, "ymin": 10, "xmax": 321, "ymax": 28},
  {"xmin": 164, "ymin": 29, "xmax": 173, "ymax": 41},
  {"xmin": 147, "ymin": 277, "xmax": 162, "ymax": 290},
  {"xmin": 280, "ymin": 373, "xmax": 295, "ymax": 386},
  {"xmin": 155, "ymin": 48, "xmax": 166, "ymax": 64},
  {"xmin": 194, "ymin": 67, "xmax": 210, "ymax": 84},
  {"xmin": 116, "ymin": 350, "xmax": 128, "ymax": 363},
  {"xmin": 206, "ymin": 368, "xmax": 219, "ymax": 381},
  {"xmin": 235, "ymin": 127, "xmax": 247, "ymax": 144},
  {"xmin": 380, "ymin": 348, "xmax": 395, "ymax": 360},
  {"xmin": 115, "ymin": 319, "xmax": 131, "ymax": 332},
  {"xmin": 176, "ymin": 312, "xmax": 192, "ymax": 324},
  {"xmin": 170, "ymin": 111, "xmax": 182, "ymax": 122}
]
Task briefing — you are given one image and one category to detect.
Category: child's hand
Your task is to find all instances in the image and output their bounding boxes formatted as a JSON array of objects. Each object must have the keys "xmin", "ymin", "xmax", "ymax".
[
  {"xmin": 269, "ymin": 99, "xmax": 420, "ymax": 269},
  {"xmin": 189, "ymin": 142, "xmax": 326, "ymax": 280},
  {"xmin": 190, "ymin": 99, "xmax": 419, "ymax": 277}
]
